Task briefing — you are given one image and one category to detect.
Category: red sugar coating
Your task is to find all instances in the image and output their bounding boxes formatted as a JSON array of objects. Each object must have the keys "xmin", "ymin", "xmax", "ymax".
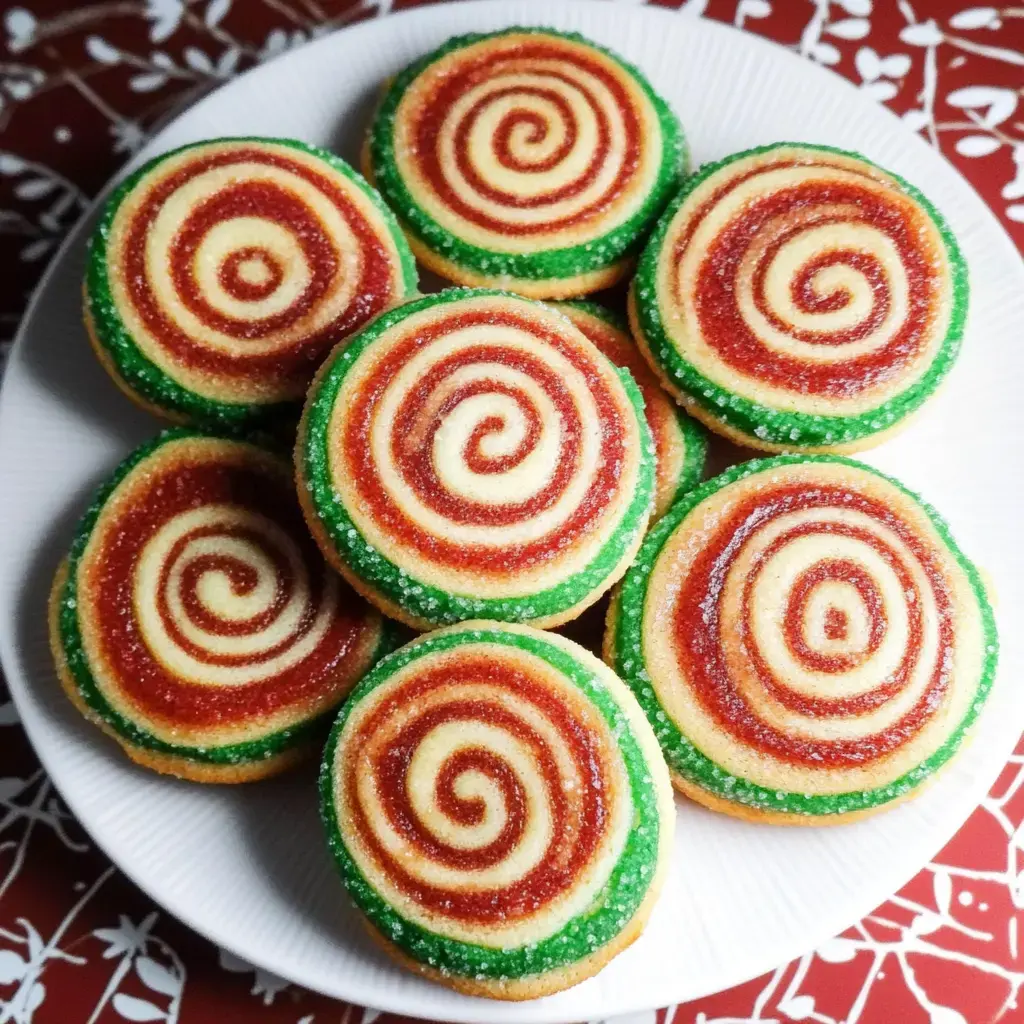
[
  {"xmin": 671, "ymin": 483, "xmax": 952, "ymax": 766},
  {"xmin": 218, "ymin": 246, "xmax": 284, "ymax": 302},
  {"xmin": 783, "ymin": 556, "xmax": 888, "ymax": 673},
  {"xmin": 671, "ymin": 164, "xmax": 941, "ymax": 396},
  {"xmin": 392, "ymin": 348, "xmax": 579, "ymax": 527},
  {"xmin": 344, "ymin": 655, "xmax": 609, "ymax": 920},
  {"xmin": 87, "ymin": 454, "xmax": 371, "ymax": 726},
  {"xmin": 413, "ymin": 41, "xmax": 641, "ymax": 233},
  {"xmin": 824, "ymin": 606, "xmax": 849, "ymax": 640},
  {"xmin": 120, "ymin": 146, "xmax": 394, "ymax": 384},
  {"xmin": 339, "ymin": 308, "xmax": 628, "ymax": 572},
  {"xmin": 171, "ymin": 182, "xmax": 337, "ymax": 336},
  {"xmin": 565, "ymin": 312, "xmax": 676, "ymax": 484}
]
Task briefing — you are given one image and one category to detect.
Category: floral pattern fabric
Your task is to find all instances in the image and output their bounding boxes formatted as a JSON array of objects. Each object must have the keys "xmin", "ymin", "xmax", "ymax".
[{"xmin": 1, "ymin": 1, "xmax": 1023, "ymax": 1021}]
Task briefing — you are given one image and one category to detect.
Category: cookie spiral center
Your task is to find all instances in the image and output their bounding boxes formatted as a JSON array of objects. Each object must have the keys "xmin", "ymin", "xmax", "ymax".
[
  {"xmin": 135, "ymin": 504, "xmax": 337, "ymax": 686},
  {"xmin": 338, "ymin": 649, "xmax": 633, "ymax": 943},
  {"xmin": 783, "ymin": 558, "xmax": 887, "ymax": 670},
  {"xmin": 218, "ymin": 245, "xmax": 285, "ymax": 302},
  {"xmin": 393, "ymin": 37, "xmax": 653, "ymax": 243}
]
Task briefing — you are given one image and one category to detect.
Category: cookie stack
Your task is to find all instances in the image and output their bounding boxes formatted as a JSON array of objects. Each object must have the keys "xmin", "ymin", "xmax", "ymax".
[{"xmin": 52, "ymin": 25, "xmax": 995, "ymax": 1001}]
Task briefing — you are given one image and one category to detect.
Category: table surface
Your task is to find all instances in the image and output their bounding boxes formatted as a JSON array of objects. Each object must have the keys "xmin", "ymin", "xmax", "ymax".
[{"xmin": 1, "ymin": 1, "xmax": 1023, "ymax": 1021}]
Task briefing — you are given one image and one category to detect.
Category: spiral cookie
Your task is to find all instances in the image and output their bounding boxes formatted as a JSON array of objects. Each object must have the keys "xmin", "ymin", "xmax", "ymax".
[
  {"xmin": 85, "ymin": 138, "xmax": 417, "ymax": 427},
  {"xmin": 321, "ymin": 621, "xmax": 674, "ymax": 999},
  {"xmin": 366, "ymin": 28, "xmax": 687, "ymax": 299},
  {"xmin": 49, "ymin": 429, "xmax": 393, "ymax": 782},
  {"xmin": 298, "ymin": 289, "xmax": 655, "ymax": 630},
  {"xmin": 553, "ymin": 301, "xmax": 706, "ymax": 518},
  {"xmin": 606, "ymin": 456, "xmax": 997, "ymax": 824},
  {"xmin": 630, "ymin": 143, "xmax": 967, "ymax": 452}
]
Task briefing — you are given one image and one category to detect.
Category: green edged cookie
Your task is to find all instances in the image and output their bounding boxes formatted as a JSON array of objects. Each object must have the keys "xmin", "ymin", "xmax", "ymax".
[
  {"xmin": 50, "ymin": 428, "xmax": 394, "ymax": 782},
  {"xmin": 606, "ymin": 454, "xmax": 997, "ymax": 823},
  {"xmin": 297, "ymin": 288, "xmax": 655, "ymax": 630},
  {"xmin": 630, "ymin": 143, "xmax": 968, "ymax": 452},
  {"xmin": 320, "ymin": 621, "xmax": 674, "ymax": 998},
  {"xmin": 85, "ymin": 137, "xmax": 416, "ymax": 427},
  {"xmin": 366, "ymin": 28, "xmax": 687, "ymax": 298}
]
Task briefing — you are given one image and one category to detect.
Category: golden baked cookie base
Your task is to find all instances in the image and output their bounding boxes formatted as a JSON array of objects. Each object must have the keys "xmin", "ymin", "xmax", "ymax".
[
  {"xmin": 84, "ymin": 295, "xmax": 190, "ymax": 426},
  {"xmin": 357, "ymin": 824, "xmax": 669, "ymax": 1000}
]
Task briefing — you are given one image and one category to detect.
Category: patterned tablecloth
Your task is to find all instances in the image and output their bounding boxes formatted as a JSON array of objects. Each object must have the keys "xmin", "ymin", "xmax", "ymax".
[{"xmin": 1, "ymin": 1, "xmax": 1022, "ymax": 1021}]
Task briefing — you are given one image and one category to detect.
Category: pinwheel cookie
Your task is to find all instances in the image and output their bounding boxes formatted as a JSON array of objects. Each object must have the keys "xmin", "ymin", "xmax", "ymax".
[
  {"xmin": 365, "ymin": 28, "xmax": 687, "ymax": 298},
  {"xmin": 606, "ymin": 456, "xmax": 997, "ymax": 824},
  {"xmin": 85, "ymin": 137, "xmax": 417, "ymax": 427},
  {"xmin": 297, "ymin": 289, "xmax": 655, "ymax": 630},
  {"xmin": 49, "ymin": 429, "xmax": 393, "ymax": 782},
  {"xmin": 630, "ymin": 143, "xmax": 967, "ymax": 452},
  {"xmin": 320, "ymin": 621, "xmax": 674, "ymax": 999},
  {"xmin": 553, "ymin": 301, "xmax": 706, "ymax": 518}
]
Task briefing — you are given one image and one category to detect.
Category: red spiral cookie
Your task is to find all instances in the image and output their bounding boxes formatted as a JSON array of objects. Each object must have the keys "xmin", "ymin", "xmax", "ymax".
[
  {"xmin": 366, "ymin": 28, "xmax": 687, "ymax": 298},
  {"xmin": 85, "ymin": 138, "xmax": 417, "ymax": 427},
  {"xmin": 297, "ymin": 289, "xmax": 656, "ymax": 630},
  {"xmin": 630, "ymin": 143, "xmax": 967, "ymax": 452},
  {"xmin": 49, "ymin": 429, "xmax": 393, "ymax": 782},
  {"xmin": 606, "ymin": 456, "xmax": 998, "ymax": 823},
  {"xmin": 553, "ymin": 301, "xmax": 707, "ymax": 518},
  {"xmin": 321, "ymin": 622, "xmax": 674, "ymax": 998}
]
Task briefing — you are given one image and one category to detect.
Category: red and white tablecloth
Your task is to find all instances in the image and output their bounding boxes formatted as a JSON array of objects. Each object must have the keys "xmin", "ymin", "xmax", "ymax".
[{"xmin": 1, "ymin": 1, "xmax": 1022, "ymax": 1021}]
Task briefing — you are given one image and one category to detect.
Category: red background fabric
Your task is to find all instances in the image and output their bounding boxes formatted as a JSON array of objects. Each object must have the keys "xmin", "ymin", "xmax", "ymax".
[{"xmin": 1, "ymin": 1, "xmax": 1022, "ymax": 1021}]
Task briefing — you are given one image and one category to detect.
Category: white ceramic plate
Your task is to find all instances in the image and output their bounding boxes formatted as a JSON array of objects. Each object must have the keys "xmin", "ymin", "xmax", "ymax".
[{"xmin": 1, "ymin": 2, "xmax": 1022, "ymax": 1021}]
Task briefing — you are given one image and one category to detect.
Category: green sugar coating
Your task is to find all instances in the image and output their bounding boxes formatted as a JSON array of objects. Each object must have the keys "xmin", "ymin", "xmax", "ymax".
[
  {"xmin": 319, "ymin": 625, "xmax": 666, "ymax": 980},
  {"xmin": 56, "ymin": 427, "xmax": 399, "ymax": 766},
  {"xmin": 85, "ymin": 137, "xmax": 418, "ymax": 429},
  {"xmin": 609, "ymin": 454, "xmax": 999, "ymax": 817},
  {"xmin": 632, "ymin": 142, "xmax": 969, "ymax": 449},
  {"xmin": 299, "ymin": 288, "xmax": 656, "ymax": 628},
  {"xmin": 368, "ymin": 27, "xmax": 688, "ymax": 284},
  {"xmin": 557, "ymin": 298, "xmax": 632, "ymax": 335},
  {"xmin": 557, "ymin": 299, "xmax": 708, "ymax": 502},
  {"xmin": 669, "ymin": 402, "xmax": 709, "ymax": 500}
]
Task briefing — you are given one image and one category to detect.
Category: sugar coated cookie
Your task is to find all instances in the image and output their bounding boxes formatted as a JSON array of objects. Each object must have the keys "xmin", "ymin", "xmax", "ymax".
[
  {"xmin": 553, "ymin": 301, "xmax": 706, "ymax": 518},
  {"xmin": 298, "ymin": 289, "xmax": 655, "ymax": 630},
  {"xmin": 630, "ymin": 143, "xmax": 967, "ymax": 452},
  {"xmin": 50, "ymin": 429, "xmax": 393, "ymax": 782},
  {"xmin": 606, "ymin": 456, "xmax": 997, "ymax": 824},
  {"xmin": 320, "ymin": 621, "xmax": 674, "ymax": 999},
  {"xmin": 85, "ymin": 137, "xmax": 417, "ymax": 427},
  {"xmin": 366, "ymin": 28, "xmax": 686, "ymax": 298}
]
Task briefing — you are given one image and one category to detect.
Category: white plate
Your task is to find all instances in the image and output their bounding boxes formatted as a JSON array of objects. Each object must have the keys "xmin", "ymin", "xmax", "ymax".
[{"xmin": 1, "ymin": 2, "xmax": 1022, "ymax": 1021}]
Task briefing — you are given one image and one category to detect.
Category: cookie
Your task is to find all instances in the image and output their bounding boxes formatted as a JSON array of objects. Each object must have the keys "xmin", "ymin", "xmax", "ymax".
[
  {"xmin": 630, "ymin": 143, "xmax": 967, "ymax": 452},
  {"xmin": 320, "ymin": 621, "xmax": 674, "ymax": 999},
  {"xmin": 605, "ymin": 455, "xmax": 997, "ymax": 824},
  {"xmin": 298, "ymin": 289, "xmax": 655, "ymax": 630},
  {"xmin": 85, "ymin": 137, "xmax": 417, "ymax": 427},
  {"xmin": 49, "ymin": 429, "xmax": 393, "ymax": 782},
  {"xmin": 365, "ymin": 28, "xmax": 686, "ymax": 299},
  {"xmin": 553, "ymin": 301, "xmax": 706, "ymax": 518}
]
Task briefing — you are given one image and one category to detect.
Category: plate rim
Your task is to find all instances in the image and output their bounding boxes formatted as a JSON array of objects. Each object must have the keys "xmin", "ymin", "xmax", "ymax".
[{"xmin": 0, "ymin": 2, "xmax": 1022, "ymax": 1021}]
